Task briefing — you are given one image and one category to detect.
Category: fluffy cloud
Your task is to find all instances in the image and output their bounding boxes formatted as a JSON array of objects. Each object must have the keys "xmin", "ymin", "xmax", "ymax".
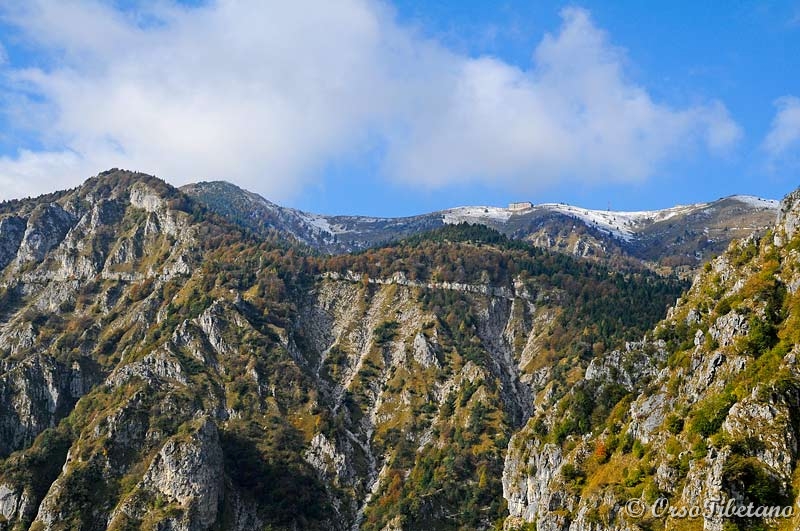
[
  {"xmin": 386, "ymin": 8, "xmax": 741, "ymax": 188},
  {"xmin": 763, "ymin": 96, "xmax": 800, "ymax": 165},
  {"xmin": 0, "ymin": 1, "xmax": 741, "ymax": 200}
]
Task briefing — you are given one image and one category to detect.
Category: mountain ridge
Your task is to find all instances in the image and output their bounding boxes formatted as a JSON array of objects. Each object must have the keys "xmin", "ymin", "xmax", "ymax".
[{"xmin": 181, "ymin": 180, "xmax": 778, "ymax": 273}]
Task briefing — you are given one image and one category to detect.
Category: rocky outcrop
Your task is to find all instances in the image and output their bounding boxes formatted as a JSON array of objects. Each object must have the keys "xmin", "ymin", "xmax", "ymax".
[
  {"xmin": 0, "ymin": 216, "xmax": 25, "ymax": 271},
  {"xmin": 585, "ymin": 340, "xmax": 667, "ymax": 391},
  {"xmin": 709, "ymin": 311, "xmax": 749, "ymax": 347},
  {"xmin": 775, "ymin": 189, "xmax": 800, "ymax": 245},
  {"xmin": 141, "ymin": 418, "xmax": 224, "ymax": 530},
  {"xmin": 628, "ymin": 389, "xmax": 672, "ymax": 444},
  {"xmin": 503, "ymin": 437, "xmax": 566, "ymax": 524},
  {"xmin": 15, "ymin": 203, "xmax": 75, "ymax": 265},
  {"xmin": 105, "ymin": 348, "xmax": 187, "ymax": 388},
  {"xmin": 0, "ymin": 356, "xmax": 88, "ymax": 457},
  {"xmin": 722, "ymin": 386, "xmax": 799, "ymax": 478},
  {"xmin": 129, "ymin": 181, "xmax": 182, "ymax": 238},
  {"xmin": 305, "ymin": 432, "xmax": 351, "ymax": 486},
  {"xmin": 411, "ymin": 332, "xmax": 439, "ymax": 368},
  {"xmin": 0, "ymin": 483, "xmax": 37, "ymax": 528},
  {"xmin": 0, "ymin": 321, "xmax": 35, "ymax": 357},
  {"xmin": 321, "ymin": 270, "xmax": 520, "ymax": 300}
]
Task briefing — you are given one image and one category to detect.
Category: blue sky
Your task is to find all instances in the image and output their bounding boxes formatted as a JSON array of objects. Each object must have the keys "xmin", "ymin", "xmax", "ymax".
[{"xmin": 0, "ymin": 1, "xmax": 799, "ymax": 216}]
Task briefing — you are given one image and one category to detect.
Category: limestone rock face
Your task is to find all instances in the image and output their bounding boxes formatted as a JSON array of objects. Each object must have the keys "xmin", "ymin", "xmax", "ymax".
[
  {"xmin": 0, "ymin": 355, "xmax": 89, "ymax": 457},
  {"xmin": 709, "ymin": 311, "xmax": 749, "ymax": 347},
  {"xmin": 142, "ymin": 418, "xmax": 224, "ymax": 530},
  {"xmin": 129, "ymin": 181, "xmax": 167, "ymax": 213},
  {"xmin": 722, "ymin": 387, "xmax": 799, "ymax": 478},
  {"xmin": 15, "ymin": 203, "xmax": 75, "ymax": 264},
  {"xmin": 502, "ymin": 437, "xmax": 565, "ymax": 523},
  {"xmin": 0, "ymin": 482, "xmax": 36, "ymax": 526},
  {"xmin": 776, "ymin": 189, "xmax": 800, "ymax": 245},
  {"xmin": 0, "ymin": 216, "xmax": 25, "ymax": 270},
  {"xmin": 585, "ymin": 340, "xmax": 667, "ymax": 391},
  {"xmin": 412, "ymin": 331, "xmax": 439, "ymax": 368}
]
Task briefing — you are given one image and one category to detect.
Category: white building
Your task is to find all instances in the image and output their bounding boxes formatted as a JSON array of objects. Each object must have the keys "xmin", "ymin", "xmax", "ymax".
[{"xmin": 508, "ymin": 201, "xmax": 533, "ymax": 211}]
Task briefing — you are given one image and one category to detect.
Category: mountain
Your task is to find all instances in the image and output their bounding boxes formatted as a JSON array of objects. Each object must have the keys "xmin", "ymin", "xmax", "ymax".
[
  {"xmin": 0, "ymin": 170, "xmax": 688, "ymax": 530},
  {"xmin": 1, "ymin": 169, "xmax": 797, "ymax": 531},
  {"xmin": 181, "ymin": 181, "xmax": 778, "ymax": 274},
  {"xmin": 502, "ymin": 189, "xmax": 800, "ymax": 531},
  {"xmin": 179, "ymin": 181, "xmax": 444, "ymax": 254}
]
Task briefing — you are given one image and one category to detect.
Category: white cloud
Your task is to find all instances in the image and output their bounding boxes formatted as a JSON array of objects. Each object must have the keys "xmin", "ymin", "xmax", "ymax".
[
  {"xmin": 0, "ymin": 1, "xmax": 741, "ymax": 200},
  {"xmin": 0, "ymin": 149, "xmax": 84, "ymax": 199},
  {"xmin": 384, "ymin": 8, "xmax": 742, "ymax": 188},
  {"xmin": 763, "ymin": 96, "xmax": 800, "ymax": 165}
]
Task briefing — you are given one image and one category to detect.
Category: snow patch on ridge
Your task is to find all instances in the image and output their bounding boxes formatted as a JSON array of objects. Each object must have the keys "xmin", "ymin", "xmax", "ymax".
[
  {"xmin": 297, "ymin": 213, "xmax": 354, "ymax": 236},
  {"xmin": 729, "ymin": 195, "xmax": 780, "ymax": 209},
  {"xmin": 441, "ymin": 202, "xmax": 714, "ymax": 242},
  {"xmin": 538, "ymin": 203, "xmax": 707, "ymax": 241},
  {"xmin": 442, "ymin": 206, "xmax": 514, "ymax": 225}
]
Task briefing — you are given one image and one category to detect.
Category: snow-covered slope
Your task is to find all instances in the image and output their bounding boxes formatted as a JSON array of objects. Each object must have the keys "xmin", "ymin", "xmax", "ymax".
[
  {"xmin": 534, "ymin": 203, "xmax": 705, "ymax": 241},
  {"xmin": 443, "ymin": 202, "xmax": 713, "ymax": 242},
  {"xmin": 440, "ymin": 196, "xmax": 776, "ymax": 243},
  {"xmin": 727, "ymin": 195, "xmax": 780, "ymax": 209},
  {"xmin": 442, "ymin": 206, "xmax": 514, "ymax": 225}
]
